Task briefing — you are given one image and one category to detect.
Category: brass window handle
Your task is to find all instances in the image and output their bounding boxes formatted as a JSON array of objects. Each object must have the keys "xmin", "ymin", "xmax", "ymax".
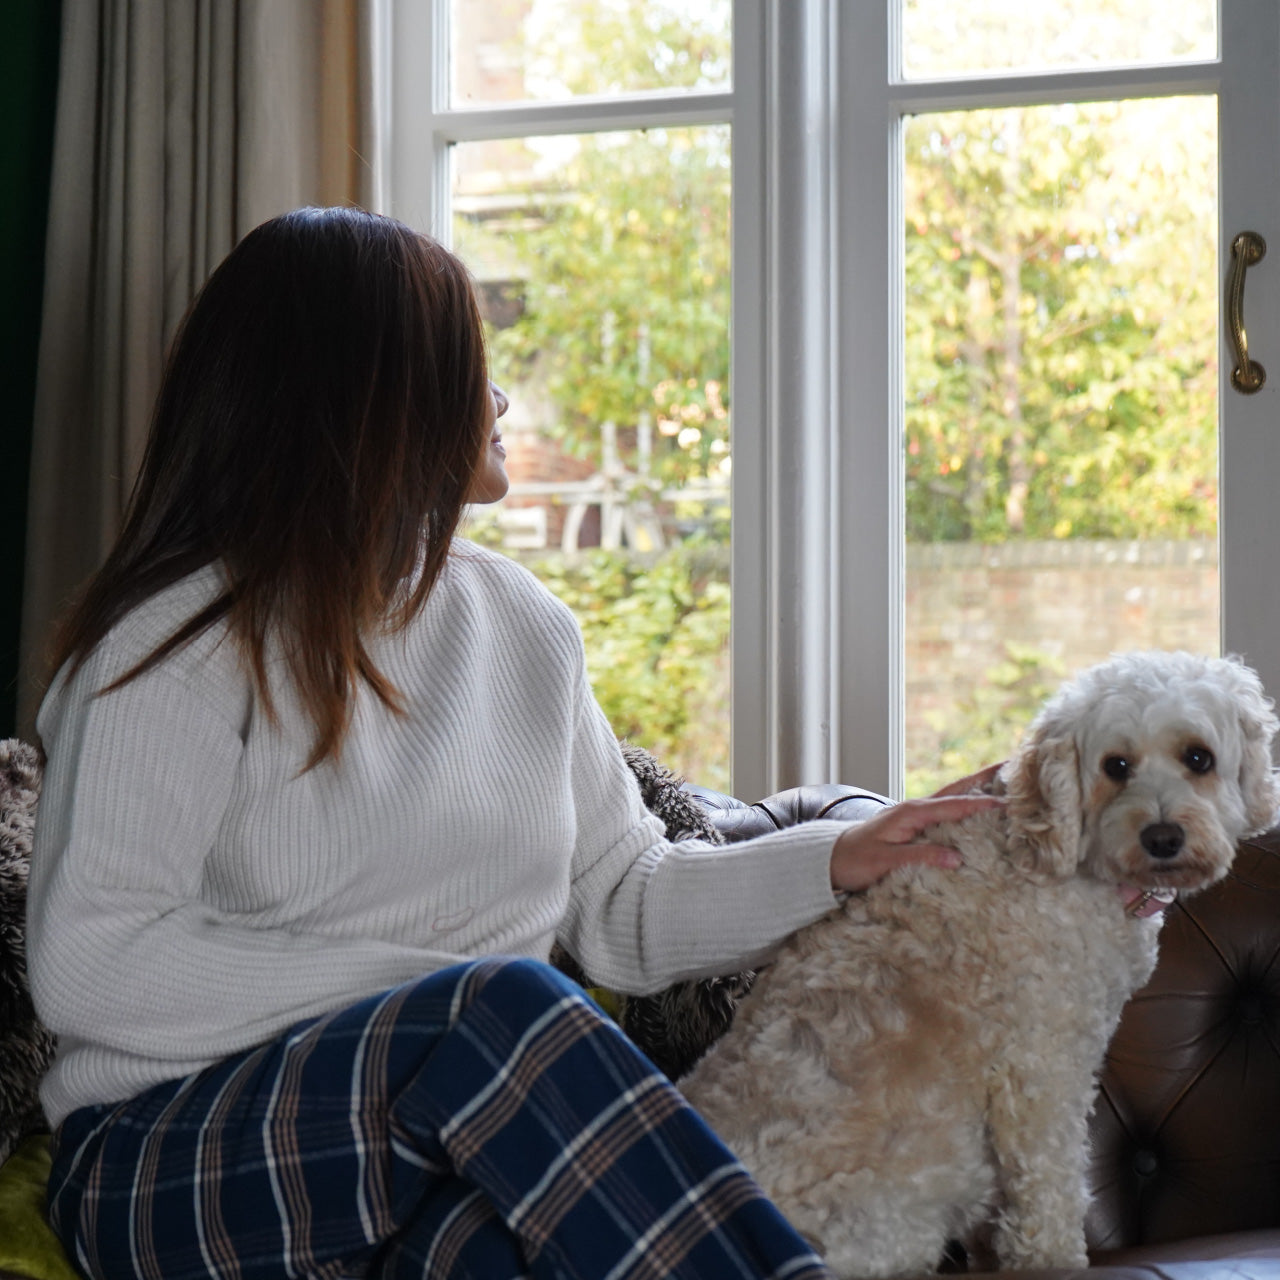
[{"xmin": 1227, "ymin": 231, "xmax": 1266, "ymax": 394}]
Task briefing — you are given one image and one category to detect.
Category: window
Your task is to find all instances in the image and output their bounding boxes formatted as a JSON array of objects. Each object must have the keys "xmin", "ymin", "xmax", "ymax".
[
  {"xmin": 389, "ymin": 1, "xmax": 737, "ymax": 790},
  {"xmin": 388, "ymin": 1, "xmax": 1280, "ymax": 801},
  {"xmin": 899, "ymin": 8, "xmax": 1219, "ymax": 794},
  {"xmin": 837, "ymin": 0, "xmax": 1280, "ymax": 796}
]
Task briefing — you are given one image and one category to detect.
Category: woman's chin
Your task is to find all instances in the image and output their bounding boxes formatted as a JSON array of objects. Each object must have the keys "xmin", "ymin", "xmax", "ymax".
[{"xmin": 466, "ymin": 469, "xmax": 510, "ymax": 506}]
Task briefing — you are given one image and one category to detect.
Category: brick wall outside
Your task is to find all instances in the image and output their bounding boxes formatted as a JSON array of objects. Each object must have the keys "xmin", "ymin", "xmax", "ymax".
[
  {"xmin": 479, "ymin": 529, "xmax": 1222, "ymax": 789},
  {"xmin": 904, "ymin": 539, "xmax": 1220, "ymax": 767}
]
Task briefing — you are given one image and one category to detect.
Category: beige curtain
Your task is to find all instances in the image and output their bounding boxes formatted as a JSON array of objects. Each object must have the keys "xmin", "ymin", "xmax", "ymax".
[{"xmin": 20, "ymin": 0, "xmax": 381, "ymax": 736}]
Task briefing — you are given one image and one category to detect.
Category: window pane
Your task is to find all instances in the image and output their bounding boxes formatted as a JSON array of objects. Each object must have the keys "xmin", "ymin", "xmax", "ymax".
[
  {"xmin": 451, "ymin": 0, "xmax": 731, "ymax": 105},
  {"xmin": 454, "ymin": 128, "xmax": 732, "ymax": 789},
  {"xmin": 902, "ymin": 96, "xmax": 1219, "ymax": 796},
  {"xmin": 902, "ymin": 0, "xmax": 1216, "ymax": 80}
]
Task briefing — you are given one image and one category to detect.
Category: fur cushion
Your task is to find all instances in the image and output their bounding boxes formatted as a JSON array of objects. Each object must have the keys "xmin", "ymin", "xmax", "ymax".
[
  {"xmin": 551, "ymin": 743, "xmax": 755, "ymax": 1080},
  {"xmin": 0, "ymin": 740, "xmax": 54, "ymax": 1165}
]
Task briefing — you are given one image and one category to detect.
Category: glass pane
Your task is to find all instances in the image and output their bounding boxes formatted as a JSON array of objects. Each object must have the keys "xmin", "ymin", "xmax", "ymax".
[
  {"xmin": 453, "ymin": 128, "xmax": 732, "ymax": 789},
  {"xmin": 451, "ymin": 0, "xmax": 731, "ymax": 106},
  {"xmin": 902, "ymin": 96, "xmax": 1219, "ymax": 796},
  {"xmin": 902, "ymin": 0, "xmax": 1216, "ymax": 80}
]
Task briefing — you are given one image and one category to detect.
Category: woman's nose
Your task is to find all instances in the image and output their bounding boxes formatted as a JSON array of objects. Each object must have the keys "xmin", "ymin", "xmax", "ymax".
[{"xmin": 491, "ymin": 382, "xmax": 510, "ymax": 418}]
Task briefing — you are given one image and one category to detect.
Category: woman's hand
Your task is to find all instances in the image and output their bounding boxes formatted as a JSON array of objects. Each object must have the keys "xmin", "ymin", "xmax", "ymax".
[{"xmin": 829, "ymin": 764, "xmax": 1004, "ymax": 894}]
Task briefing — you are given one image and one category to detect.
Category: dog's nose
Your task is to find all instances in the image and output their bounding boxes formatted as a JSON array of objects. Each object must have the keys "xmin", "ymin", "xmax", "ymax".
[{"xmin": 1140, "ymin": 821, "xmax": 1185, "ymax": 860}]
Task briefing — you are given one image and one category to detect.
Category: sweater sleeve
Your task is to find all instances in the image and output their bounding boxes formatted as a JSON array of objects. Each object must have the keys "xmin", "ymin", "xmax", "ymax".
[
  {"xmin": 557, "ymin": 674, "xmax": 848, "ymax": 995},
  {"xmin": 27, "ymin": 655, "xmax": 461, "ymax": 1064}
]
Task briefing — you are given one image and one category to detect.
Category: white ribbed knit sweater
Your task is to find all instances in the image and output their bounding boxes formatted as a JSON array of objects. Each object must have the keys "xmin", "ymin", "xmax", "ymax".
[{"xmin": 27, "ymin": 541, "xmax": 845, "ymax": 1126}]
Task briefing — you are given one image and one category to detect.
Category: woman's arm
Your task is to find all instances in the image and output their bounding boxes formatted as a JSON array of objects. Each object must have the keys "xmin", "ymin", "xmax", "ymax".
[{"xmin": 557, "ymin": 676, "xmax": 1001, "ymax": 995}]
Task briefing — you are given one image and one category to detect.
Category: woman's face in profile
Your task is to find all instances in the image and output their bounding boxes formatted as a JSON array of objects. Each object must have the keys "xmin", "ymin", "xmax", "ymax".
[{"xmin": 467, "ymin": 382, "xmax": 511, "ymax": 505}]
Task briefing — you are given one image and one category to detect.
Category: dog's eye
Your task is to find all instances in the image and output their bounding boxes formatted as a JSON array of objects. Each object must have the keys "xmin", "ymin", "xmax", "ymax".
[
  {"xmin": 1184, "ymin": 745, "xmax": 1215, "ymax": 774},
  {"xmin": 1102, "ymin": 756, "xmax": 1131, "ymax": 782}
]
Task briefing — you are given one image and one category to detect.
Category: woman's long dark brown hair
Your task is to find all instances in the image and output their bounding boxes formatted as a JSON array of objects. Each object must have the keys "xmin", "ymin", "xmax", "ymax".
[{"xmin": 48, "ymin": 207, "xmax": 491, "ymax": 768}]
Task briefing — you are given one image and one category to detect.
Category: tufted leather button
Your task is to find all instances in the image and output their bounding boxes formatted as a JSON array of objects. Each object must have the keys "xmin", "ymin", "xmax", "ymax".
[
  {"xmin": 1237, "ymin": 991, "xmax": 1265, "ymax": 1025},
  {"xmin": 1133, "ymin": 1149, "xmax": 1159, "ymax": 1178}
]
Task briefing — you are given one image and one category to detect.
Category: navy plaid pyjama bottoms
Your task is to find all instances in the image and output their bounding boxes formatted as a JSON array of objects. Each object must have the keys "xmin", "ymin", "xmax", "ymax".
[{"xmin": 47, "ymin": 957, "xmax": 833, "ymax": 1280}]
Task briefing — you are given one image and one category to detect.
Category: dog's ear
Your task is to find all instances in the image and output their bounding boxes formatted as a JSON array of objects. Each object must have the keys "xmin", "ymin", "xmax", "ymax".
[
  {"xmin": 1002, "ymin": 725, "xmax": 1082, "ymax": 879},
  {"xmin": 1226, "ymin": 657, "xmax": 1280, "ymax": 834}
]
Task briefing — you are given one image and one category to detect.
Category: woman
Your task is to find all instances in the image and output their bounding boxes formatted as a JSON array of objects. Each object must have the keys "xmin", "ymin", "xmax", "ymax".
[{"xmin": 27, "ymin": 206, "xmax": 999, "ymax": 1280}]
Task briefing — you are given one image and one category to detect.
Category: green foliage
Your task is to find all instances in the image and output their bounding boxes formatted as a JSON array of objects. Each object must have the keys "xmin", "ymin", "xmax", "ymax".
[
  {"xmin": 454, "ymin": 3, "xmax": 732, "ymax": 494},
  {"xmin": 530, "ymin": 541, "xmax": 731, "ymax": 791},
  {"xmin": 524, "ymin": 0, "xmax": 730, "ymax": 96},
  {"xmin": 904, "ymin": 97, "xmax": 1217, "ymax": 543},
  {"xmin": 463, "ymin": 125, "xmax": 731, "ymax": 491},
  {"xmin": 906, "ymin": 643, "xmax": 1067, "ymax": 797}
]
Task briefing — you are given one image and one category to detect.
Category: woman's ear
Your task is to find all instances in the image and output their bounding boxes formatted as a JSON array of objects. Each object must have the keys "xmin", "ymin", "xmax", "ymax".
[{"xmin": 1002, "ymin": 726, "xmax": 1082, "ymax": 880}]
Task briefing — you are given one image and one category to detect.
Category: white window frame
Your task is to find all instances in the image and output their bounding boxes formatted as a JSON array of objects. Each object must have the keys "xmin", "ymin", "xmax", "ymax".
[{"xmin": 381, "ymin": 1, "xmax": 1280, "ymax": 802}]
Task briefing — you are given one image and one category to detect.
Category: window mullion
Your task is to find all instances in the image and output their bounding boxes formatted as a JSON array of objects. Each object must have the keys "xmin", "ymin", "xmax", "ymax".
[
  {"xmin": 732, "ymin": 0, "xmax": 842, "ymax": 799},
  {"xmin": 888, "ymin": 62, "xmax": 1220, "ymax": 113},
  {"xmin": 729, "ymin": 0, "xmax": 767, "ymax": 799},
  {"xmin": 431, "ymin": 93, "xmax": 735, "ymax": 142},
  {"xmin": 834, "ymin": 0, "xmax": 900, "ymax": 797}
]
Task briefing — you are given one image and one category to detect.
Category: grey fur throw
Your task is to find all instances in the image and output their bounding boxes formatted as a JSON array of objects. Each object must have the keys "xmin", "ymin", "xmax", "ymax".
[
  {"xmin": 551, "ymin": 743, "xmax": 755, "ymax": 1081},
  {"xmin": 0, "ymin": 739, "xmax": 54, "ymax": 1164}
]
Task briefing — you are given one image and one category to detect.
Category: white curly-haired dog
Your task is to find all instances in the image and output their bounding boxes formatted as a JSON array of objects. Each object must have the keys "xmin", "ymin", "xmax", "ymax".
[{"xmin": 679, "ymin": 650, "xmax": 1279, "ymax": 1279}]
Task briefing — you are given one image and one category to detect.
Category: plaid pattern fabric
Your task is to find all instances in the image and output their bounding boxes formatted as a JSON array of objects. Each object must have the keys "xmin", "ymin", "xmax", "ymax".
[{"xmin": 48, "ymin": 958, "xmax": 833, "ymax": 1280}]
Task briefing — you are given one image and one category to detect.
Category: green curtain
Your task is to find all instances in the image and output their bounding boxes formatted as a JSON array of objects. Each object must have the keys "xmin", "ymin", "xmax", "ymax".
[{"xmin": 0, "ymin": 0, "xmax": 61, "ymax": 737}]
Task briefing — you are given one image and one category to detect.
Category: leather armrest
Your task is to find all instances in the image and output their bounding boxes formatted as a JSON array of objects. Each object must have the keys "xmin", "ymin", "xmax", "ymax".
[{"xmin": 688, "ymin": 782, "xmax": 892, "ymax": 843}]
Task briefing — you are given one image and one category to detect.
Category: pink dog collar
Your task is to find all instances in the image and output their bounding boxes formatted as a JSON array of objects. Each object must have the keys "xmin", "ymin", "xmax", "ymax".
[{"xmin": 1118, "ymin": 885, "xmax": 1178, "ymax": 918}]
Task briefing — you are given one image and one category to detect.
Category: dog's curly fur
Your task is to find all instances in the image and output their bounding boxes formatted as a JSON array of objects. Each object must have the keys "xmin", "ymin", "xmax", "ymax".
[
  {"xmin": 0, "ymin": 738, "xmax": 54, "ymax": 1165},
  {"xmin": 679, "ymin": 652, "xmax": 1280, "ymax": 1279}
]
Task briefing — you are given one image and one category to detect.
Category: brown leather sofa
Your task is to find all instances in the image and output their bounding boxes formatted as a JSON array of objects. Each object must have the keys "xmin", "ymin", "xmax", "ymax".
[{"xmin": 689, "ymin": 781, "xmax": 1280, "ymax": 1279}]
